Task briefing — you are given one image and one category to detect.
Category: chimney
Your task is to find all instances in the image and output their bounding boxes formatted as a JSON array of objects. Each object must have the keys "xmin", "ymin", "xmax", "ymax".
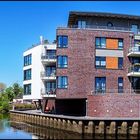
[{"xmin": 40, "ymin": 36, "xmax": 44, "ymax": 44}]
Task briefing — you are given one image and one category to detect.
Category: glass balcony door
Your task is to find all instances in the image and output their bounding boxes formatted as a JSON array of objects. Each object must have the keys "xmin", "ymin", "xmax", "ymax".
[{"xmin": 45, "ymin": 66, "xmax": 56, "ymax": 76}]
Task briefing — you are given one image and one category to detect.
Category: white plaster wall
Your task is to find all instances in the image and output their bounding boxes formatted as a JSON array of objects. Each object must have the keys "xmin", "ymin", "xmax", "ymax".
[{"xmin": 23, "ymin": 43, "xmax": 56, "ymax": 101}]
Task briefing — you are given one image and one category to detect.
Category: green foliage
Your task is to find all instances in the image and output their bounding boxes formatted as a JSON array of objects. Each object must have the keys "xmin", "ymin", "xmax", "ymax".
[
  {"xmin": 0, "ymin": 83, "xmax": 23, "ymax": 113},
  {"xmin": 14, "ymin": 103, "xmax": 36, "ymax": 110}
]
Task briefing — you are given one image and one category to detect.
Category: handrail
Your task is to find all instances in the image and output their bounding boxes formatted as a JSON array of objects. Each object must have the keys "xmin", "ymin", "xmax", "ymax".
[
  {"xmin": 128, "ymin": 65, "xmax": 140, "ymax": 73},
  {"xmin": 58, "ymin": 25, "xmax": 134, "ymax": 32},
  {"xmin": 92, "ymin": 89, "xmax": 140, "ymax": 94},
  {"xmin": 41, "ymin": 55, "xmax": 56, "ymax": 59},
  {"xmin": 40, "ymin": 71, "xmax": 56, "ymax": 77},
  {"xmin": 41, "ymin": 88, "xmax": 56, "ymax": 95}
]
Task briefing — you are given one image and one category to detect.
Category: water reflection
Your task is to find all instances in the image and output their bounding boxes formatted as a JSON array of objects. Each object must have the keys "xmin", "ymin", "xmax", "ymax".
[{"xmin": 10, "ymin": 121, "xmax": 88, "ymax": 139}]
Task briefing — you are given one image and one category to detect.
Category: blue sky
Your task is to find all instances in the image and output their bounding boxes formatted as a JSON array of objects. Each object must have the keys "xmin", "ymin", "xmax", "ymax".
[{"xmin": 0, "ymin": 1, "xmax": 140, "ymax": 87}]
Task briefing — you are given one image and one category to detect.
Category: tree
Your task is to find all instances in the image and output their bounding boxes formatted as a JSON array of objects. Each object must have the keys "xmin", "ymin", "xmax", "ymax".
[
  {"xmin": 4, "ymin": 83, "xmax": 23, "ymax": 101},
  {"xmin": 0, "ymin": 83, "xmax": 6, "ymax": 92}
]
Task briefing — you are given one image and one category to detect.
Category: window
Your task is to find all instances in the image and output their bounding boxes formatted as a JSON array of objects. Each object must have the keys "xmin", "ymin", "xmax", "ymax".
[
  {"xmin": 46, "ymin": 82, "xmax": 56, "ymax": 92},
  {"xmin": 95, "ymin": 57, "xmax": 106, "ymax": 68},
  {"xmin": 24, "ymin": 54, "xmax": 32, "ymax": 66},
  {"xmin": 57, "ymin": 56, "xmax": 68, "ymax": 68},
  {"xmin": 24, "ymin": 69, "xmax": 31, "ymax": 80},
  {"xmin": 57, "ymin": 36, "xmax": 68, "ymax": 48},
  {"xmin": 46, "ymin": 50, "xmax": 56, "ymax": 59},
  {"xmin": 118, "ymin": 57, "xmax": 123, "ymax": 69},
  {"xmin": 24, "ymin": 84, "xmax": 31, "ymax": 95},
  {"xmin": 78, "ymin": 20, "xmax": 86, "ymax": 28},
  {"xmin": 107, "ymin": 22, "xmax": 113, "ymax": 27},
  {"xmin": 57, "ymin": 76, "xmax": 68, "ymax": 89},
  {"xmin": 118, "ymin": 39, "xmax": 123, "ymax": 49},
  {"xmin": 45, "ymin": 66, "xmax": 56, "ymax": 76},
  {"xmin": 118, "ymin": 77, "xmax": 123, "ymax": 93},
  {"xmin": 95, "ymin": 37, "xmax": 106, "ymax": 48},
  {"xmin": 131, "ymin": 24, "xmax": 138, "ymax": 34},
  {"xmin": 95, "ymin": 77, "xmax": 106, "ymax": 94}
]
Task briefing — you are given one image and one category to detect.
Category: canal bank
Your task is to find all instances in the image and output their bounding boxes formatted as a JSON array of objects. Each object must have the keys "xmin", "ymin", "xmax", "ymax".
[{"xmin": 10, "ymin": 110, "xmax": 140, "ymax": 139}]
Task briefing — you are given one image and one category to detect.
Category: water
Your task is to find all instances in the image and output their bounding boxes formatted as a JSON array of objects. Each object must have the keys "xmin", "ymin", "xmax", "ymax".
[
  {"xmin": 0, "ymin": 114, "xmax": 139, "ymax": 139},
  {"xmin": 0, "ymin": 114, "xmax": 87, "ymax": 139}
]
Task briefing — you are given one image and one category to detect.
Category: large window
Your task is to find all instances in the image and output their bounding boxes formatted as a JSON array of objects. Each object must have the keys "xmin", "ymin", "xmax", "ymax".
[
  {"xmin": 24, "ymin": 84, "xmax": 31, "ymax": 95},
  {"xmin": 95, "ymin": 77, "xmax": 106, "ymax": 94},
  {"xmin": 118, "ymin": 77, "xmax": 123, "ymax": 93},
  {"xmin": 78, "ymin": 20, "xmax": 86, "ymax": 28},
  {"xmin": 118, "ymin": 39, "xmax": 123, "ymax": 49},
  {"xmin": 57, "ymin": 56, "xmax": 68, "ymax": 68},
  {"xmin": 57, "ymin": 36, "xmax": 68, "ymax": 48},
  {"xmin": 95, "ymin": 37, "xmax": 106, "ymax": 48},
  {"xmin": 118, "ymin": 57, "xmax": 123, "ymax": 69},
  {"xmin": 24, "ymin": 69, "xmax": 31, "ymax": 80},
  {"xmin": 45, "ymin": 66, "xmax": 56, "ymax": 76},
  {"xmin": 24, "ymin": 54, "xmax": 32, "ymax": 66},
  {"xmin": 45, "ymin": 82, "xmax": 56, "ymax": 92},
  {"xmin": 57, "ymin": 76, "xmax": 68, "ymax": 89},
  {"xmin": 95, "ymin": 57, "xmax": 106, "ymax": 68}
]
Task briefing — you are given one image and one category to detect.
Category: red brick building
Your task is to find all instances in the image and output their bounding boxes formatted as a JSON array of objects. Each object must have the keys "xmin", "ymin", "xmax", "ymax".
[{"xmin": 52, "ymin": 11, "xmax": 140, "ymax": 118}]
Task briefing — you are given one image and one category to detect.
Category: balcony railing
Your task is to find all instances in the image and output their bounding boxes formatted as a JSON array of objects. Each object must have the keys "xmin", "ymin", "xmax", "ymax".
[
  {"xmin": 58, "ymin": 25, "xmax": 134, "ymax": 32},
  {"xmin": 92, "ymin": 89, "xmax": 140, "ymax": 94},
  {"xmin": 128, "ymin": 46, "xmax": 140, "ymax": 53},
  {"xmin": 128, "ymin": 65, "xmax": 140, "ymax": 73},
  {"xmin": 41, "ymin": 88, "xmax": 56, "ymax": 96},
  {"xmin": 41, "ymin": 54, "xmax": 56, "ymax": 60},
  {"xmin": 40, "ymin": 71, "xmax": 56, "ymax": 78}
]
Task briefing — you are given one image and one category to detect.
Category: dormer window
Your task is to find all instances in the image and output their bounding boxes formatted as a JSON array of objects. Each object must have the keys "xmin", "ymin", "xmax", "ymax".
[{"xmin": 107, "ymin": 22, "xmax": 113, "ymax": 27}]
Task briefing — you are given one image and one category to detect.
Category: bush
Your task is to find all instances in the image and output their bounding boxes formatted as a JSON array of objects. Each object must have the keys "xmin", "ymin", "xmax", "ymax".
[{"xmin": 14, "ymin": 103, "xmax": 36, "ymax": 110}]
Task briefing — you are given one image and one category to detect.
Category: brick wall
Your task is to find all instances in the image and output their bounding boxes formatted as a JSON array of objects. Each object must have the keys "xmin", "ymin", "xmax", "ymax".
[{"xmin": 56, "ymin": 28, "xmax": 138, "ymax": 117}]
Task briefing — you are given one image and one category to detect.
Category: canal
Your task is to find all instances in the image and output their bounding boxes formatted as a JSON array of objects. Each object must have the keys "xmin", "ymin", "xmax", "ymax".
[
  {"xmin": 0, "ymin": 114, "xmax": 90, "ymax": 139},
  {"xmin": 1, "ymin": 113, "xmax": 140, "ymax": 139}
]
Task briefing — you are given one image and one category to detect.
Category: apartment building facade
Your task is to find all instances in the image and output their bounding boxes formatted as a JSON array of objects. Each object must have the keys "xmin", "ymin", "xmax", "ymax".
[
  {"xmin": 23, "ymin": 38, "xmax": 56, "ymax": 111},
  {"xmin": 23, "ymin": 11, "xmax": 140, "ymax": 118},
  {"xmin": 55, "ymin": 11, "xmax": 140, "ymax": 118}
]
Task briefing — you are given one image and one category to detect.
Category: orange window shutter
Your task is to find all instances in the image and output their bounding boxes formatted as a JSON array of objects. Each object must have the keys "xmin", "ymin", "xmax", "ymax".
[
  {"xmin": 106, "ymin": 57, "xmax": 118, "ymax": 69},
  {"xmin": 106, "ymin": 38, "xmax": 118, "ymax": 49}
]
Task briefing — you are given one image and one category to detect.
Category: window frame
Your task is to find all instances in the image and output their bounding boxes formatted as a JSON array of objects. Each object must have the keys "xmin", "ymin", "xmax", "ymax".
[
  {"xmin": 24, "ymin": 84, "xmax": 31, "ymax": 95},
  {"xmin": 24, "ymin": 69, "xmax": 31, "ymax": 80},
  {"xmin": 57, "ymin": 35, "xmax": 68, "ymax": 48},
  {"xmin": 57, "ymin": 56, "xmax": 68, "ymax": 68},
  {"xmin": 118, "ymin": 39, "xmax": 124, "ymax": 49},
  {"xmin": 118, "ymin": 77, "xmax": 123, "ymax": 93},
  {"xmin": 57, "ymin": 76, "xmax": 68, "ymax": 89},
  {"xmin": 95, "ymin": 77, "xmax": 106, "ymax": 94},
  {"xmin": 95, "ymin": 56, "xmax": 106, "ymax": 69},
  {"xmin": 95, "ymin": 37, "xmax": 106, "ymax": 49},
  {"xmin": 24, "ymin": 54, "xmax": 32, "ymax": 66},
  {"xmin": 118, "ymin": 57, "xmax": 123, "ymax": 69}
]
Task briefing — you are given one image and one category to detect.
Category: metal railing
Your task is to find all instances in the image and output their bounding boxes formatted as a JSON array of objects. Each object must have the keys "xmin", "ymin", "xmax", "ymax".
[
  {"xmin": 128, "ymin": 65, "xmax": 140, "ymax": 73},
  {"xmin": 128, "ymin": 46, "xmax": 140, "ymax": 53},
  {"xmin": 41, "ymin": 54, "xmax": 56, "ymax": 60},
  {"xmin": 41, "ymin": 88, "xmax": 56, "ymax": 96},
  {"xmin": 92, "ymin": 89, "xmax": 140, "ymax": 94},
  {"xmin": 58, "ymin": 25, "xmax": 134, "ymax": 32},
  {"xmin": 40, "ymin": 71, "xmax": 56, "ymax": 78}
]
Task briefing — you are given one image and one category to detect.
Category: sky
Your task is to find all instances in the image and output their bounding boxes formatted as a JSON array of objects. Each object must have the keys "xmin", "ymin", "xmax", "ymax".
[{"xmin": 0, "ymin": 1, "xmax": 140, "ymax": 87}]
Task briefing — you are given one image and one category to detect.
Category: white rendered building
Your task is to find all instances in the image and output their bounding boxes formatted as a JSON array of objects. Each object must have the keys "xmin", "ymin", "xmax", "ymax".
[{"xmin": 23, "ymin": 37, "xmax": 56, "ymax": 105}]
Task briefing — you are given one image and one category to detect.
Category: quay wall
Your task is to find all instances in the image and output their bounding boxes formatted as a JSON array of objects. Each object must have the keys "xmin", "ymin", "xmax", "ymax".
[{"xmin": 10, "ymin": 110, "xmax": 140, "ymax": 138}]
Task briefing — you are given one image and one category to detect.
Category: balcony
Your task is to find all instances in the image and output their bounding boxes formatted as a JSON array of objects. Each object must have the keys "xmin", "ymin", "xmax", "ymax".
[
  {"xmin": 41, "ymin": 54, "xmax": 56, "ymax": 65},
  {"xmin": 41, "ymin": 88, "xmax": 56, "ymax": 98},
  {"xmin": 127, "ymin": 64, "xmax": 140, "ymax": 77},
  {"xmin": 127, "ymin": 46, "xmax": 140, "ymax": 57},
  {"xmin": 58, "ymin": 25, "xmax": 133, "ymax": 32},
  {"xmin": 40, "ymin": 71, "xmax": 56, "ymax": 81}
]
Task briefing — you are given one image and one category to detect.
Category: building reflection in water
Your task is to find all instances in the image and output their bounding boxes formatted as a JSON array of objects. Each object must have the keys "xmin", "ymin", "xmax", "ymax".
[{"xmin": 10, "ymin": 121, "xmax": 90, "ymax": 139}]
